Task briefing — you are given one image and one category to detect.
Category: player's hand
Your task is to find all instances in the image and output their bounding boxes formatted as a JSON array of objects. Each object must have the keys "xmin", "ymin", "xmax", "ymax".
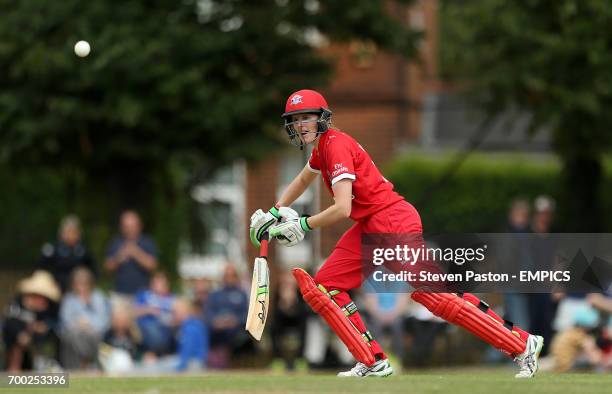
[
  {"xmin": 249, "ymin": 207, "xmax": 281, "ymax": 247},
  {"xmin": 270, "ymin": 213, "xmax": 312, "ymax": 247}
]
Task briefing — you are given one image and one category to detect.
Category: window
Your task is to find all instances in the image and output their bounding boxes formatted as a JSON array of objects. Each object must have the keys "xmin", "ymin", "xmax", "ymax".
[{"xmin": 178, "ymin": 162, "xmax": 246, "ymax": 280}]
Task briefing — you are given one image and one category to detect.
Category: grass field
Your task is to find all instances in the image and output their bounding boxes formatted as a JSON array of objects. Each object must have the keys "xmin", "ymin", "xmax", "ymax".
[{"xmin": 2, "ymin": 369, "xmax": 610, "ymax": 394}]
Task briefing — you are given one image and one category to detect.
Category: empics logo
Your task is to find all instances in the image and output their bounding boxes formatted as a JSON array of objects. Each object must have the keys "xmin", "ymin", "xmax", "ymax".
[{"xmin": 290, "ymin": 94, "xmax": 303, "ymax": 105}]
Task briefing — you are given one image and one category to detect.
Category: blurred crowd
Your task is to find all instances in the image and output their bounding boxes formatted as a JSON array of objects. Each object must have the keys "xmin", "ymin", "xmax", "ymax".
[
  {"xmin": 1, "ymin": 210, "xmax": 249, "ymax": 375},
  {"xmin": 1, "ymin": 200, "xmax": 610, "ymax": 374},
  {"xmin": 498, "ymin": 196, "xmax": 611, "ymax": 372}
]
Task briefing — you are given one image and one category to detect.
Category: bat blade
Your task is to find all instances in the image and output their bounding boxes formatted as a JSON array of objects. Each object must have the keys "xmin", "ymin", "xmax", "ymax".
[{"xmin": 245, "ymin": 257, "xmax": 270, "ymax": 341}]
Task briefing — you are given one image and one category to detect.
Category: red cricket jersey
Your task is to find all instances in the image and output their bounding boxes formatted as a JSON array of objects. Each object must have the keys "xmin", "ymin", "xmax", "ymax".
[{"xmin": 307, "ymin": 129, "xmax": 405, "ymax": 221}]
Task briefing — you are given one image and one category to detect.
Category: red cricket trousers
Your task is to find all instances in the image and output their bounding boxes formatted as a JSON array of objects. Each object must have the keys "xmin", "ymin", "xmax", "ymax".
[
  {"xmin": 314, "ymin": 201, "xmax": 422, "ymax": 358},
  {"xmin": 313, "ymin": 200, "xmax": 529, "ymax": 360}
]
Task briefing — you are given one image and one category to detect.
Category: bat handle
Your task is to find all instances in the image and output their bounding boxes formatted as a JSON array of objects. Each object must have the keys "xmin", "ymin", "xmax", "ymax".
[{"xmin": 259, "ymin": 233, "xmax": 269, "ymax": 259}]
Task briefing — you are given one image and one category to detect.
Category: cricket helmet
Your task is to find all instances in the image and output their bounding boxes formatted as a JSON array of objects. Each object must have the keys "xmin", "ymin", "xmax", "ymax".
[{"xmin": 282, "ymin": 89, "xmax": 333, "ymax": 149}]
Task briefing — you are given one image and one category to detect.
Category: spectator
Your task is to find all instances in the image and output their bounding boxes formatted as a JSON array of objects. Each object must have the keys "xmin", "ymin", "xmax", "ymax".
[
  {"xmin": 549, "ymin": 293, "xmax": 611, "ymax": 372},
  {"xmin": 104, "ymin": 210, "xmax": 158, "ymax": 305},
  {"xmin": 205, "ymin": 264, "xmax": 248, "ymax": 369},
  {"xmin": 98, "ymin": 304, "xmax": 143, "ymax": 374},
  {"xmin": 270, "ymin": 270, "xmax": 307, "ymax": 371},
  {"xmin": 404, "ymin": 299, "xmax": 446, "ymax": 367},
  {"xmin": 363, "ymin": 292, "xmax": 410, "ymax": 363},
  {"xmin": 588, "ymin": 293, "xmax": 612, "ymax": 314},
  {"xmin": 133, "ymin": 271, "xmax": 176, "ymax": 356},
  {"xmin": 3, "ymin": 271, "xmax": 61, "ymax": 371},
  {"xmin": 173, "ymin": 298, "xmax": 208, "ymax": 371},
  {"xmin": 507, "ymin": 198, "xmax": 531, "ymax": 233},
  {"xmin": 532, "ymin": 195, "xmax": 555, "ymax": 234},
  {"xmin": 189, "ymin": 277, "xmax": 212, "ymax": 316},
  {"xmin": 103, "ymin": 304, "xmax": 142, "ymax": 361},
  {"xmin": 302, "ymin": 315, "xmax": 354, "ymax": 369},
  {"xmin": 138, "ymin": 298, "xmax": 208, "ymax": 373},
  {"xmin": 39, "ymin": 215, "xmax": 96, "ymax": 293},
  {"xmin": 528, "ymin": 195, "xmax": 558, "ymax": 355},
  {"xmin": 502, "ymin": 198, "xmax": 532, "ymax": 330},
  {"xmin": 59, "ymin": 267, "xmax": 110, "ymax": 369}
]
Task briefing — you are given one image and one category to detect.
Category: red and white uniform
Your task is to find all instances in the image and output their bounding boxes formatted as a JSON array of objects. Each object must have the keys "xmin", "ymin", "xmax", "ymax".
[
  {"xmin": 308, "ymin": 127, "xmax": 422, "ymax": 288},
  {"xmin": 308, "ymin": 128, "xmax": 422, "ymax": 358},
  {"xmin": 285, "ymin": 90, "xmax": 531, "ymax": 364},
  {"xmin": 307, "ymin": 129, "xmax": 406, "ymax": 222}
]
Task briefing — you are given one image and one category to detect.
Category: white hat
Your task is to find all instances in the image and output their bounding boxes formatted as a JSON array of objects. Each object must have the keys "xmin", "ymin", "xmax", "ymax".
[{"xmin": 18, "ymin": 270, "xmax": 61, "ymax": 302}]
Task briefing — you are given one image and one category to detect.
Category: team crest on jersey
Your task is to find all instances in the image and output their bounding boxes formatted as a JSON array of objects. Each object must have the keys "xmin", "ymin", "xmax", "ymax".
[{"xmin": 290, "ymin": 94, "xmax": 303, "ymax": 105}]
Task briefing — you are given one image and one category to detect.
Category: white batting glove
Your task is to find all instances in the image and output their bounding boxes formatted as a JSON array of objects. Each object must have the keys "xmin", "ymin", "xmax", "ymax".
[
  {"xmin": 277, "ymin": 206, "xmax": 300, "ymax": 221},
  {"xmin": 270, "ymin": 212, "xmax": 312, "ymax": 247},
  {"xmin": 249, "ymin": 207, "xmax": 281, "ymax": 247}
]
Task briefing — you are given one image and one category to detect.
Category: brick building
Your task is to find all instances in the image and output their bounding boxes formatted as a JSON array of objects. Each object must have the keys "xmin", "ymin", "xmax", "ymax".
[
  {"xmin": 244, "ymin": 1, "xmax": 440, "ymax": 269},
  {"xmin": 245, "ymin": 1, "xmax": 438, "ymax": 268}
]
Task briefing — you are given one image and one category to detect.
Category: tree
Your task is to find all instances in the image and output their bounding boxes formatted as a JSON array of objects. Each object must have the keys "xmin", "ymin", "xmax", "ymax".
[
  {"xmin": 0, "ymin": 1, "xmax": 420, "ymax": 267},
  {"xmin": 440, "ymin": 0, "xmax": 612, "ymax": 231}
]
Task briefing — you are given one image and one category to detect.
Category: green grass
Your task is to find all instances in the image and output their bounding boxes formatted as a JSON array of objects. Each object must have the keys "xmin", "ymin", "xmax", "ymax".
[{"xmin": 3, "ymin": 369, "xmax": 610, "ymax": 394}]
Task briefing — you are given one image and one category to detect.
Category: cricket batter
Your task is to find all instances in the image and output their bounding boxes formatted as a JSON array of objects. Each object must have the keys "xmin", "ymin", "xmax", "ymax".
[{"xmin": 249, "ymin": 89, "xmax": 543, "ymax": 377}]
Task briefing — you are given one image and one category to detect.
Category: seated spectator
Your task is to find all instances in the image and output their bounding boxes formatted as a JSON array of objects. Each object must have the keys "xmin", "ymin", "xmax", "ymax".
[
  {"xmin": 103, "ymin": 304, "xmax": 142, "ymax": 361},
  {"xmin": 189, "ymin": 277, "xmax": 212, "ymax": 315},
  {"xmin": 133, "ymin": 271, "xmax": 176, "ymax": 356},
  {"xmin": 205, "ymin": 264, "xmax": 248, "ymax": 369},
  {"xmin": 549, "ymin": 293, "xmax": 611, "ymax": 372},
  {"xmin": 59, "ymin": 267, "xmax": 110, "ymax": 369},
  {"xmin": 104, "ymin": 210, "xmax": 158, "ymax": 306},
  {"xmin": 3, "ymin": 271, "xmax": 61, "ymax": 371},
  {"xmin": 98, "ymin": 304, "xmax": 143, "ymax": 374},
  {"xmin": 39, "ymin": 215, "xmax": 97, "ymax": 293},
  {"xmin": 139, "ymin": 298, "xmax": 208, "ymax": 373},
  {"xmin": 404, "ymin": 299, "xmax": 446, "ymax": 367},
  {"xmin": 363, "ymin": 291, "xmax": 410, "ymax": 363},
  {"xmin": 271, "ymin": 270, "xmax": 307, "ymax": 371},
  {"xmin": 174, "ymin": 298, "xmax": 208, "ymax": 371}
]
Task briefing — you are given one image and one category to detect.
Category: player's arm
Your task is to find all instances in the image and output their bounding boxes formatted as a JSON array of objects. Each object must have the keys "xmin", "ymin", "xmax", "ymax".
[
  {"xmin": 306, "ymin": 179, "xmax": 352, "ymax": 229},
  {"xmin": 276, "ymin": 164, "xmax": 318, "ymax": 207}
]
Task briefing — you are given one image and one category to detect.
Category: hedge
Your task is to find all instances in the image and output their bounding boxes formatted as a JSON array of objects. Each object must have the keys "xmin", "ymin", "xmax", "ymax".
[{"xmin": 384, "ymin": 152, "xmax": 612, "ymax": 233}]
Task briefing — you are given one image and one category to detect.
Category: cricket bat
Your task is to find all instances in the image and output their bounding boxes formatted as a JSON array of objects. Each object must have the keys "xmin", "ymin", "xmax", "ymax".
[{"xmin": 245, "ymin": 238, "xmax": 270, "ymax": 341}]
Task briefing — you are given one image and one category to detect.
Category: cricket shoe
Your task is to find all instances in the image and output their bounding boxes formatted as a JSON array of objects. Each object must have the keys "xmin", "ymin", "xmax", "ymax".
[
  {"xmin": 337, "ymin": 359, "xmax": 393, "ymax": 377},
  {"xmin": 514, "ymin": 334, "xmax": 544, "ymax": 378}
]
